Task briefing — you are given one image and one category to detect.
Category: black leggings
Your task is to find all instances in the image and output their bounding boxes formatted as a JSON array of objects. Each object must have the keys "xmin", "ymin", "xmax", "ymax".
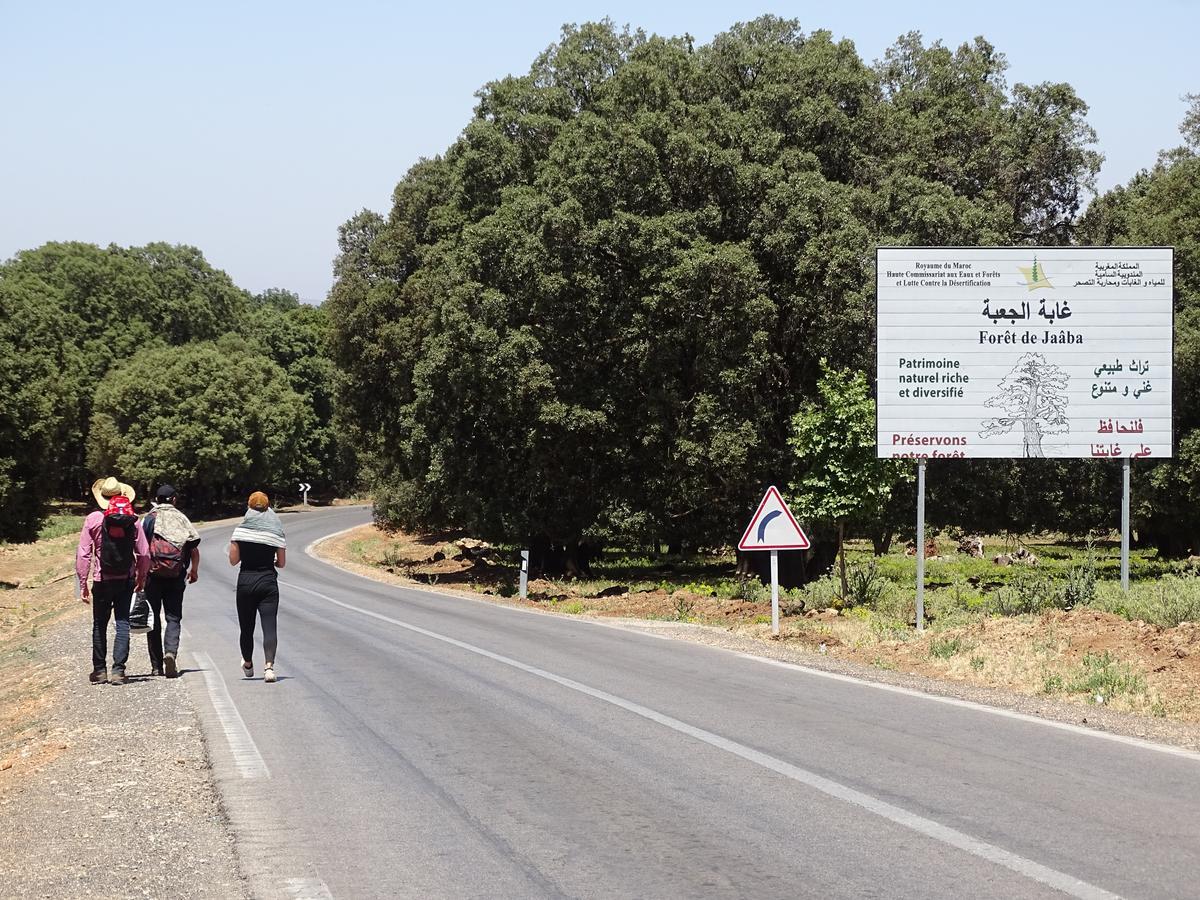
[{"xmin": 236, "ymin": 572, "xmax": 279, "ymax": 664}]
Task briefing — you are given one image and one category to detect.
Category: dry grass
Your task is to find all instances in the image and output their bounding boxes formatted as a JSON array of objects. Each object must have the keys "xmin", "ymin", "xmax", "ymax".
[{"xmin": 0, "ymin": 533, "xmax": 83, "ymax": 788}]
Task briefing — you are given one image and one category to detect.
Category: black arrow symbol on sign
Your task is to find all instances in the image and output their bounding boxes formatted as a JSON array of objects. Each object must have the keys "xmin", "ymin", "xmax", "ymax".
[{"xmin": 757, "ymin": 510, "xmax": 782, "ymax": 543}]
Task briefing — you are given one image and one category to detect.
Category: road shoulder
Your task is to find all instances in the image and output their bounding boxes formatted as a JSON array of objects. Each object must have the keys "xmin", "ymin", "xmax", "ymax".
[
  {"xmin": 310, "ymin": 524, "xmax": 1200, "ymax": 754},
  {"xmin": 0, "ymin": 610, "xmax": 247, "ymax": 898}
]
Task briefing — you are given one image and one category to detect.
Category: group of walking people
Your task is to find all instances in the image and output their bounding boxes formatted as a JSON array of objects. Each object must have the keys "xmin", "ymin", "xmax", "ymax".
[{"xmin": 75, "ymin": 477, "xmax": 286, "ymax": 685}]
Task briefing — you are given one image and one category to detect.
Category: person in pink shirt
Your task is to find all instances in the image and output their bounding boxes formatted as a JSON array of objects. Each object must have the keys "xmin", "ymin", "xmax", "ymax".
[{"xmin": 76, "ymin": 476, "xmax": 149, "ymax": 685}]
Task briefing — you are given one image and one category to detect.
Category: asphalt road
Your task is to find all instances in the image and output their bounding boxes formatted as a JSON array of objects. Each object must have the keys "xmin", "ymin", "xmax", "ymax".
[{"xmin": 176, "ymin": 506, "xmax": 1200, "ymax": 899}]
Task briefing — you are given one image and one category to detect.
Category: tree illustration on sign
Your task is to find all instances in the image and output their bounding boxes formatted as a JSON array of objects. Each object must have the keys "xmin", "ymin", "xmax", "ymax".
[{"xmin": 979, "ymin": 353, "xmax": 1069, "ymax": 457}]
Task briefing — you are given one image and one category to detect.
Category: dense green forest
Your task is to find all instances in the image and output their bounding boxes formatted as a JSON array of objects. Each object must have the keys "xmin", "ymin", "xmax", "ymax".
[
  {"xmin": 2, "ymin": 16, "xmax": 1197, "ymax": 577},
  {"xmin": 325, "ymin": 17, "xmax": 1197, "ymax": 573},
  {"xmin": 0, "ymin": 242, "xmax": 354, "ymax": 539}
]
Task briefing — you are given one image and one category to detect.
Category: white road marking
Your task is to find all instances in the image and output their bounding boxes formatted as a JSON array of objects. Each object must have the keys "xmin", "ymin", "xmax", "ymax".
[
  {"xmin": 283, "ymin": 876, "xmax": 334, "ymax": 898},
  {"xmin": 303, "ymin": 531, "xmax": 1200, "ymax": 764},
  {"xmin": 739, "ymin": 653, "xmax": 1200, "ymax": 762},
  {"xmin": 303, "ymin": 523, "xmax": 369, "ymax": 555},
  {"xmin": 193, "ymin": 651, "xmax": 269, "ymax": 779},
  {"xmin": 280, "ymin": 579, "xmax": 1120, "ymax": 900}
]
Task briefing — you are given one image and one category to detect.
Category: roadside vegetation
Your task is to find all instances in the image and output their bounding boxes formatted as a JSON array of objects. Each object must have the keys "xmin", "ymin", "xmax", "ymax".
[
  {"xmin": 3, "ymin": 15, "xmax": 1200, "ymax": 731},
  {"xmin": 328, "ymin": 524, "xmax": 1200, "ymax": 722},
  {"xmin": 328, "ymin": 17, "xmax": 1200, "ymax": 581}
]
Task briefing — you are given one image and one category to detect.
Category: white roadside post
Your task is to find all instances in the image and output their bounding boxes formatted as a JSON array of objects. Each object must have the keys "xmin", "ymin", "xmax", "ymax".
[
  {"xmin": 770, "ymin": 550, "xmax": 780, "ymax": 634},
  {"xmin": 738, "ymin": 486, "xmax": 811, "ymax": 638},
  {"xmin": 520, "ymin": 550, "xmax": 530, "ymax": 600},
  {"xmin": 298, "ymin": 482, "xmax": 311, "ymax": 505}
]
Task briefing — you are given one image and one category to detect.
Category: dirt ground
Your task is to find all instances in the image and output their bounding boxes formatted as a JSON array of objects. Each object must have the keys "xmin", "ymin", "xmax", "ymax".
[
  {"xmin": 320, "ymin": 524, "xmax": 1200, "ymax": 724},
  {"xmin": 0, "ymin": 533, "xmax": 83, "ymax": 787}
]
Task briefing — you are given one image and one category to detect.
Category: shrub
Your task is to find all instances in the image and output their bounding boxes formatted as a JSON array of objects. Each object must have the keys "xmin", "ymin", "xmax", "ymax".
[
  {"xmin": 804, "ymin": 574, "xmax": 841, "ymax": 612},
  {"xmin": 1058, "ymin": 559, "xmax": 1098, "ymax": 609},
  {"xmin": 844, "ymin": 561, "xmax": 888, "ymax": 608},
  {"xmin": 737, "ymin": 578, "xmax": 769, "ymax": 604},
  {"xmin": 672, "ymin": 593, "xmax": 696, "ymax": 621},
  {"xmin": 988, "ymin": 570, "xmax": 1056, "ymax": 616},
  {"xmin": 1091, "ymin": 575, "xmax": 1200, "ymax": 627},
  {"xmin": 1066, "ymin": 651, "xmax": 1146, "ymax": 698},
  {"xmin": 874, "ymin": 586, "xmax": 916, "ymax": 627},
  {"xmin": 929, "ymin": 636, "xmax": 967, "ymax": 659}
]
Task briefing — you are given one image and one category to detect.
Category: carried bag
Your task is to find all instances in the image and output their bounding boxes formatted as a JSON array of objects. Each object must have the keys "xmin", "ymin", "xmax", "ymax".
[
  {"xmin": 99, "ymin": 496, "xmax": 138, "ymax": 577},
  {"xmin": 149, "ymin": 533, "xmax": 185, "ymax": 578},
  {"xmin": 148, "ymin": 505, "xmax": 196, "ymax": 578},
  {"xmin": 129, "ymin": 591, "xmax": 157, "ymax": 634}
]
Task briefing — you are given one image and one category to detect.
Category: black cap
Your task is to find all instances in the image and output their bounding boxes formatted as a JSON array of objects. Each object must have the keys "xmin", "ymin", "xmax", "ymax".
[{"xmin": 155, "ymin": 484, "xmax": 177, "ymax": 500}]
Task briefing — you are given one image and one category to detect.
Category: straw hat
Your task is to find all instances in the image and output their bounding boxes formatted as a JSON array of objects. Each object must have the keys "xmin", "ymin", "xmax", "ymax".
[{"xmin": 91, "ymin": 476, "xmax": 136, "ymax": 508}]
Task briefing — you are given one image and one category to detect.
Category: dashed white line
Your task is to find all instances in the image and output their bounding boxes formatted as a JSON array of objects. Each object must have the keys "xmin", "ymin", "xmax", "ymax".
[
  {"xmin": 280, "ymin": 579, "xmax": 1120, "ymax": 900},
  {"xmin": 193, "ymin": 650, "xmax": 269, "ymax": 779}
]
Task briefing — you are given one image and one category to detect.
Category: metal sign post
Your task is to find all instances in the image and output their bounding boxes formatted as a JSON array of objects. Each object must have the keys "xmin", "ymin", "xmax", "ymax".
[
  {"xmin": 298, "ymin": 482, "xmax": 311, "ymax": 505},
  {"xmin": 520, "ymin": 550, "xmax": 529, "ymax": 600},
  {"xmin": 770, "ymin": 550, "xmax": 780, "ymax": 635},
  {"xmin": 916, "ymin": 459, "xmax": 926, "ymax": 633},
  {"xmin": 1121, "ymin": 458, "xmax": 1131, "ymax": 592},
  {"xmin": 737, "ymin": 486, "xmax": 811, "ymax": 639}
]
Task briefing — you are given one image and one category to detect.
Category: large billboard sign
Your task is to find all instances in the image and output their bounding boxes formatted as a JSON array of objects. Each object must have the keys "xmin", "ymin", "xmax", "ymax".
[{"xmin": 877, "ymin": 247, "xmax": 1173, "ymax": 460}]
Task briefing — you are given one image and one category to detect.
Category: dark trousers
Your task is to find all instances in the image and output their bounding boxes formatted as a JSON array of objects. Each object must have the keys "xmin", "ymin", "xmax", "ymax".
[
  {"xmin": 145, "ymin": 575, "xmax": 186, "ymax": 671},
  {"xmin": 92, "ymin": 579, "xmax": 133, "ymax": 674},
  {"xmin": 236, "ymin": 572, "xmax": 279, "ymax": 664}
]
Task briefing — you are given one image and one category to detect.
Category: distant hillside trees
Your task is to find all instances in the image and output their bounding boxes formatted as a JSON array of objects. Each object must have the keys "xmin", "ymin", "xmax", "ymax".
[
  {"xmin": 0, "ymin": 242, "xmax": 353, "ymax": 539},
  {"xmin": 87, "ymin": 337, "xmax": 310, "ymax": 506},
  {"xmin": 329, "ymin": 17, "xmax": 1101, "ymax": 572}
]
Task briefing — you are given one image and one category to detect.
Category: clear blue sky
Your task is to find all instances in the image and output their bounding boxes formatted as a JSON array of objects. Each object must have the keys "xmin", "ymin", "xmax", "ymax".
[{"xmin": 2, "ymin": 0, "xmax": 1195, "ymax": 302}]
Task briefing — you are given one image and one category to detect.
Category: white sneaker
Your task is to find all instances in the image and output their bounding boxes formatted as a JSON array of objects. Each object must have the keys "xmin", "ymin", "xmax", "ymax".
[
  {"xmin": 242, "ymin": 660, "xmax": 254, "ymax": 679},
  {"xmin": 264, "ymin": 664, "xmax": 277, "ymax": 684}
]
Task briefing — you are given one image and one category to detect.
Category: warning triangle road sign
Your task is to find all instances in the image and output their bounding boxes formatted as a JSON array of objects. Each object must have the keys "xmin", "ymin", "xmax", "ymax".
[{"xmin": 737, "ymin": 486, "xmax": 811, "ymax": 551}]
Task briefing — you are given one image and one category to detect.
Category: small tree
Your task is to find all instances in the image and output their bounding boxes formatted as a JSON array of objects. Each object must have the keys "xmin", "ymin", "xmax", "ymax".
[
  {"xmin": 788, "ymin": 361, "xmax": 913, "ymax": 598},
  {"xmin": 979, "ymin": 353, "xmax": 1068, "ymax": 457}
]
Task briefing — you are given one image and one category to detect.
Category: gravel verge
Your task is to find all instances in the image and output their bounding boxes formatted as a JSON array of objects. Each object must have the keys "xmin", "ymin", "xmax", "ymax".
[{"xmin": 0, "ymin": 611, "xmax": 246, "ymax": 899}]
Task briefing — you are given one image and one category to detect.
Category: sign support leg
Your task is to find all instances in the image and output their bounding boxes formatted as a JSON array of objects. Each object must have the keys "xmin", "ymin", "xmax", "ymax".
[
  {"xmin": 770, "ymin": 549, "xmax": 779, "ymax": 636},
  {"xmin": 520, "ymin": 550, "xmax": 529, "ymax": 600},
  {"xmin": 916, "ymin": 459, "xmax": 926, "ymax": 633},
  {"xmin": 1121, "ymin": 458, "xmax": 1131, "ymax": 592}
]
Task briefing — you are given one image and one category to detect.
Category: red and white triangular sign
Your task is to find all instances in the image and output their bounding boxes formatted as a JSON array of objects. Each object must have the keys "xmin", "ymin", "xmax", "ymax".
[{"xmin": 738, "ymin": 486, "xmax": 810, "ymax": 551}]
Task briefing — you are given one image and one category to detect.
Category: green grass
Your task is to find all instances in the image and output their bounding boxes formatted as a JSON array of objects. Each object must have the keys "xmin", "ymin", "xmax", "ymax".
[
  {"xmin": 929, "ymin": 636, "xmax": 968, "ymax": 659},
  {"xmin": 1041, "ymin": 651, "xmax": 1147, "ymax": 699},
  {"xmin": 36, "ymin": 515, "xmax": 86, "ymax": 541},
  {"xmin": 1090, "ymin": 575, "xmax": 1200, "ymax": 627}
]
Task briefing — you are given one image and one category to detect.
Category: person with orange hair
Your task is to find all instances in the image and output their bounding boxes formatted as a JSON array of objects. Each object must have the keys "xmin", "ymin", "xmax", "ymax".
[{"xmin": 228, "ymin": 491, "xmax": 286, "ymax": 683}]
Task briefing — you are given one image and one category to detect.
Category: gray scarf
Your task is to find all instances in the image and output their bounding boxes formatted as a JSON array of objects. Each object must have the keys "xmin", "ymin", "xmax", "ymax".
[{"xmin": 230, "ymin": 507, "xmax": 286, "ymax": 549}]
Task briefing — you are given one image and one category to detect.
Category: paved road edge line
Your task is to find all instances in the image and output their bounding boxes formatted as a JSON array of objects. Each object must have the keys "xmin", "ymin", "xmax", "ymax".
[
  {"xmin": 279, "ymin": 579, "xmax": 1122, "ymax": 900},
  {"xmin": 303, "ymin": 525, "xmax": 1200, "ymax": 765},
  {"xmin": 193, "ymin": 651, "xmax": 270, "ymax": 779}
]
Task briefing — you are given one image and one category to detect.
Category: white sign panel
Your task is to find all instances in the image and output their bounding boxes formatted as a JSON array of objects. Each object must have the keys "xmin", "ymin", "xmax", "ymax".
[{"xmin": 876, "ymin": 247, "xmax": 1173, "ymax": 460}]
